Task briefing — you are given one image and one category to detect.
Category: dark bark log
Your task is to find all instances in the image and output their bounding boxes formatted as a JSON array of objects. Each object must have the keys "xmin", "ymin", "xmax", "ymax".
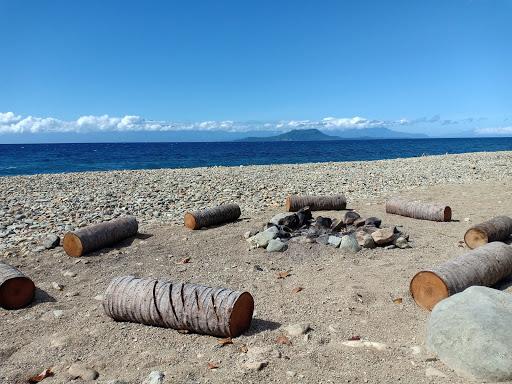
[
  {"xmin": 386, "ymin": 197, "xmax": 451, "ymax": 222},
  {"xmin": 63, "ymin": 216, "xmax": 138, "ymax": 257},
  {"xmin": 184, "ymin": 204, "xmax": 241, "ymax": 230},
  {"xmin": 410, "ymin": 242, "xmax": 512, "ymax": 310},
  {"xmin": 286, "ymin": 195, "xmax": 347, "ymax": 212},
  {"xmin": 103, "ymin": 276, "xmax": 254, "ymax": 337},
  {"xmin": 464, "ymin": 216, "xmax": 512, "ymax": 249},
  {"xmin": 0, "ymin": 261, "xmax": 35, "ymax": 309}
]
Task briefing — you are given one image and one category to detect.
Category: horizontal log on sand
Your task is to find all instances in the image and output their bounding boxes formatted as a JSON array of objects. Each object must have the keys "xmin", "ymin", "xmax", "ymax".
[
  {"xmin": 184, "ymin": 203, "xmax": 241, "ymax": 230},
  {"xmin": 103, "ymin": 276, "xmax": 254, "ymax": 337},
  {"xmin": 385, "ymin": 197, "xmax": 451, "ymax": 222},
  {"xmin": 410, "ymin": 242, "xmax": 512, "ymax": 310},
  {"xmin": 286, "ymin": 195, "xmax": 347, "ymax": 212},
  {"xmin": 464, "ymin": 216, "xmax": 512, "ymax": 249},
  {"xmin": 63, "ymin": 216, "xmax": 138, "ymax": 257},
  {"xmin": 0, "ymin": 261, "xmax": 35, "ymax": 309}
]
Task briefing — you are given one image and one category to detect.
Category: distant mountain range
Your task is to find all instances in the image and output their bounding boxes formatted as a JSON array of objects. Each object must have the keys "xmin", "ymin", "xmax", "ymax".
[{"xmin": 236, "ymin": 128, "xmax": 427, "ymax": 142}]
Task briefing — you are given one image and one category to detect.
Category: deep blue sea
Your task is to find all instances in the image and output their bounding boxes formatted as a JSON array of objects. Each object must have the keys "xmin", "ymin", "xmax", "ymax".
[{"xmin": 0, "ymin": 138, "xmax": 511, "ymax": 176}]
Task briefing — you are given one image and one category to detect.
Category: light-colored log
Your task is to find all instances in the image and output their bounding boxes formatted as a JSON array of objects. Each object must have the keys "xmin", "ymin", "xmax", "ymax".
[
  {"xmin": 464, "ymin": 216, "xmax": 512, "ymax": 249},
  {"xmin": 385, "ymin": 197, "xmax": 451, "ymax": 222},
  {"xmin": 103, "ymin": 276, "xmax": 254, "ymax": 337},
  {"xmin": 63, "ymin": 216, "xmax": 138, "ymax": 257},
  {"xmin": 0, "ymin": 261, "xmax": 35, "ymax": 309},
  {"xmin": 285, "ymin": 195, "xmax": 347, "ymax": 212},
  {"xmin": 410, "ymin": 242, "xmax": 512, "ymax": 310},
  {"xmin": 184, "ymin": 204, "xmax": 241, "ymax": 230}
]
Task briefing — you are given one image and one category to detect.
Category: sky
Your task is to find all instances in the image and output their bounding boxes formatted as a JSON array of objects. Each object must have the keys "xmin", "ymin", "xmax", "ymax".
[{"xmin": 1, "ymin": 0, "xmax": 511, "ymax": 142}]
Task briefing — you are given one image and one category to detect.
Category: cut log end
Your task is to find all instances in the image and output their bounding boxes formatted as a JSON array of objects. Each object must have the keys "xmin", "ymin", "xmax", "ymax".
[
  {"xmin": 184, "ymin": 212, "xmax": 198, "ymax": 230},
  {"xmin": 229, "ymin": 292, "xmax": 254, "ymax": 337},
  {"xmin": 443, "ymin": 206, "xmax": 452, "ymax": 222},
  {"xmin": 285, "ymin": 196, "xmax": 292, "ymax": 212},
  {"xmin": 410, "ymin": 271, "xmax": 449, "ymax": 311},
  {"xmin": 63, "ymin": 233, "xmax": 84, "ymax": 257},
  {"xmin": 0, "ymin": 277, "xmax": 35, "ymax": 309},
  {"xmin": 464, "ymin": 228, "xmax": 488, "ymax": 250}
]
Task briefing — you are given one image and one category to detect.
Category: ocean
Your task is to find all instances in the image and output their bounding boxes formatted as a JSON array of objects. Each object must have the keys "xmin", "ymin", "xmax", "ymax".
[{"xmin": 0, "ymin": 137, "xmax": 511, "ymax": 177}]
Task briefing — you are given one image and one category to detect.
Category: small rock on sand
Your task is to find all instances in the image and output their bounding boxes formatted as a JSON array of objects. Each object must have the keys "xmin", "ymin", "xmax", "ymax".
[
  {"xmin": 142, "ymin": 371, "xmax": 165, "ymax": 384},
  {"xmin": 68, "ymin": 363, "xmax": 99, "ymax": 380},
  {"xmin": 339, "ymin": 235, "xmax": 361, "ymax": 253},
  {"xmin": 247, "ymin": 228, "xmax": 277, "ymax": 248},
  {"xmin": 285, "ymin": 323, "xmax": 310, "ymax": 337},
  {"xmin": 371, "ymin": 227, "xmax": 396, "ymax": 245},
  {"xmin": 43, "ymin": 234, "xmax": 60, "ymax": 249},
  {"xmin": 266, "ymin": 239, "xmax": 287, "ymax": 252},
  {"xmin": 425, "ymin": 367, "xmax": 447, "ymax": 378}
]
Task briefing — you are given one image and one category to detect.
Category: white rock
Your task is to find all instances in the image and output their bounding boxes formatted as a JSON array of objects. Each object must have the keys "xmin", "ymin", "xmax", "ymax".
[
  {"xmin": 142, "ymin": 371, "xmax": 165, "ymax": 384},
  {"xmin": 62, "ymin": 270, "xmax": 77, "ymax": 277},
  {"xmin": 68, "ymin": 363, "xmax": 99, "ymax": 380},
  {"xmin": 51, "ymin": 282, "xmax": 64, "ymax": 291},
  {"xmin": 285, "ymin": 323, "xmax": 310, "ymax": 337},
  {"xmin": 425, "ymin": 367, "xmax": 447, "ymax": 378},
  {"xmin": 341, "ymin": 340, "xmax": 387, "ymax": 351}
]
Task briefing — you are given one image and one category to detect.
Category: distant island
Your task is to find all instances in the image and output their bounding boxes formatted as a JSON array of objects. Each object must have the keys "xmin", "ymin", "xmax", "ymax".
[{"xmin": 236, "ymin": 128, "xmax": 427, "ymax": 142}]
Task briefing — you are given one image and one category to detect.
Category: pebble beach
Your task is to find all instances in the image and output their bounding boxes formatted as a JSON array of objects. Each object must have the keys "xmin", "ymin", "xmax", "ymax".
[{"xmin": 1, "ymin": 151, "xmax": 511, "ymax": 255}]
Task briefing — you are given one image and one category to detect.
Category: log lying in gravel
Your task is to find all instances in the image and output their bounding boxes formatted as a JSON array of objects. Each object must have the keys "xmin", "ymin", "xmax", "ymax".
[
  {"xmin": 0, "ymin": 262, "xmax": 35, "ymax": 309},
  {"xmin": 184, "ymin": 203, "xmax": 241, "ymax": 230},
  {"xmin": 286, "ymin": 195, "xmax": 347, "ymax": 212},
  {"xmin": 103, "ymin": 276, "xmax": 254, "ymax": 337},
  {"xmin": 385, "ymin": 197, "xmax": 451, "ymax": 222},
  {"xmin": 410, "ymin": 242, "xmax": 512, "ymax": 310},
  {"xmin": 464, "ymin": 216, "xmax": 512, "ymax": 249},
  {"xmin": 63, "ymin": 216, "xmax": 138, "ymax": 257}
]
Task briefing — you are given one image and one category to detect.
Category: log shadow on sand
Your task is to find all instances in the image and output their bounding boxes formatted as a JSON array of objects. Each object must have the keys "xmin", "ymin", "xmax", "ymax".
[{"xmin": 244, "ymin": 318, "xmax": 282, "ymax": 336}]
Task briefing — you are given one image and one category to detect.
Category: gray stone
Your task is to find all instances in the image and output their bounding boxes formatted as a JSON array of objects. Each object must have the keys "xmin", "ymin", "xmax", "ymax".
[
  {"xmin": 43, "ymin": 234, "xmax": 60, "ymax": 249},
  {"xmin": 344, "ymin": 211, "xmax": 361, "ymax": 225},
  {"xmin": 142, "ymin": 371, "xmax": 165, "ymax": 384},
  {"xmin": 244, "ymin": 229, "xmax": 259, "ymax": 239},
  {"xmin": 356, "ymin": 231, "xmax": 376, "ymax": 249},
  {"xmin": 68, "ymin": 363, "xmax": 99, "ymax": 380},
  {"xmin": 32, "ymin": 246, "xmax": 45, "ymax": 253},
  {"xmin": 371, "ymin": 227, "xmax": 396, "ymax": 245},
  {"xmin": 365, "ymin": 217, "xmax": 382, "ymax": 227},
  {"xmin": 247, "ymin": 228, "xmax": 278, "ymax": 248},
  {"xmin": 328, "ymin": 235, "xmax": 342, "ymax": 247},
  {"xmin": 316, "ymin": 234, "xmax": 330, "ymax": 245},
  {"xmin": 269, "ymin": 212, "xmax": 297, "ymax": 226},
  {"xmin": 266, "ymin": 239, "xmax": 288, "ymax": 252},
  {"xmin": 394, "ymin": 236, "xmax": 411, "ymax": 249},
  {"xmin": 285, "ymin": 323, "xmax": 310, "ymax": 337},
  {"xmin": 339, "ymin": 235, "xmax": 361, "ymax": 253},
  {"xmin": 427, "ymin": 286, "xmax": 512, "ymax": 382},
  {"xmin": 384, "ymin": 244, "xmax": 396, "ymax": 250}
]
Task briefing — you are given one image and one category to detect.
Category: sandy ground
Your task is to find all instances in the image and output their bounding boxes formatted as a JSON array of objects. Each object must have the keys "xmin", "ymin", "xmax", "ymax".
[{"xmin": 1, "ymin": 177, "xmax": 512, "ymax": 384}]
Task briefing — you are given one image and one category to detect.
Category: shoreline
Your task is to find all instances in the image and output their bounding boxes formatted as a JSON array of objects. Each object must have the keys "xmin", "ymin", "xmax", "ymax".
[{"xmin": 1, "ymin": 150, "xmax": 511, "ymax": 254}]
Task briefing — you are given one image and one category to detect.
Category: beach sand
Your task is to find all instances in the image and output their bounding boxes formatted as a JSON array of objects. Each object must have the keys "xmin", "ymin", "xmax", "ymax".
[{"xmin": 1, "ymin": 151, "xmax": 512, "ymax": 383}]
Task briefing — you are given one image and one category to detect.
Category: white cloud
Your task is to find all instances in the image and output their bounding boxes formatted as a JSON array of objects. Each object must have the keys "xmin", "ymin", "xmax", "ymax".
[
  {"xmin": 0, "ymin": 111, "xmax": 432, "ymax": 135},
  {"xmin": 474, "ymin": 126, "xmax": 512, "ymax": 135}
]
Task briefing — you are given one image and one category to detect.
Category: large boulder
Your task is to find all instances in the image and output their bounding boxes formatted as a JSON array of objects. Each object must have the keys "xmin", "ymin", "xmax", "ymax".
[{"xmin": 427, "ymin": 286, "xmax": 512, "ymax": 382}]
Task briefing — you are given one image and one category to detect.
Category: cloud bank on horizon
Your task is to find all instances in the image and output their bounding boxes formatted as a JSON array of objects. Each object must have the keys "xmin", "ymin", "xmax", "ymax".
[{"xmin": 0, "ymin": 111, "xmax": 507, "ymax": 136}]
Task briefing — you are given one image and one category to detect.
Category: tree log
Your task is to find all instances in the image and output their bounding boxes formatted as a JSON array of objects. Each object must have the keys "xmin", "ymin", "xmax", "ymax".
[
  {"xmin": 464, "ymin": 216, "xmax": 512, "ymax": 249},
  {"xmin": 63, "ymin": 216, "xmax": 138, "ymax": 257},
  {"xmin": 103, "ymin": 276, "xmax": 254, "ymax": 337},
  {"xmin": 385, "ymin": 197, "xmax": 451, "ymax": 222},
  {"xmin": 410, "ymin": 242, "xmax": 512, "ymax": 311},
  {"xmin": 184, "ymin": 203, "xmax": 241, "ymax": 230},
  {"xmin": 285, "ymin": 195, "xmax": 347, "ymax": 212},
  {"xmin": 0, "ymin": 261, "xmax": 35, "ymax": 309}
]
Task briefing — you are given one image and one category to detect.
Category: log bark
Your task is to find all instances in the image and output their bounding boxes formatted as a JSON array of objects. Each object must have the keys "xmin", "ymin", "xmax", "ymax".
[
  {"xmin": 464, "ymin": 216, "xmax": 512, "ymax": 249},
  {"xmin": 103, "ymin": 276, "xmax": 254, "ymax": 337},
  {"xmin": 410, "ymin": 242, "xmax": 512, "ymax": 311},
  {"xmin": 286, "ymin": 195, "xmax": 347, "ymax": 212},
  {"xmin": 63, "ymin": 216, "xmax": 138, "ymax": 257},
  {"xmin": 0, "ymin": 261, "xmax": 35, "ymax": 309},
  {"xmin": 385, "ymin": 197, "xmax": 451, "ymax": 222},
  {"xmin": 184, "ymin": 203, "xmax": 241, "ymax": 230}
]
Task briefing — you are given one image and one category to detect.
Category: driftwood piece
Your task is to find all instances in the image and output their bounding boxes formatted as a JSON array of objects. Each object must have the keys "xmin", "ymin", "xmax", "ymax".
[
  {"xmin": 184, "ymin": 204, "xmax": 241, "ymax": 230},
  {"xmin": 385, "ymin": 197, "xmax": 451, "ymax": 222},
  {"xmin": 464, "ymin": 216, "xmax": 512, "ymax": 249},
  {"xmin": 103, "ymin": 276, "xmax": 254, "ymax": 337},
  {"xmin": 0, "ymin": 261, "xmax": 35, "ymax": 309},
  {"xmin": 286, "ymin": 195, "xmax": 347, "ymax": 212},
  {"xmin": 63, "ymin": 216, "xmax": 138, "ymax": 257},
  {"xmin": 410, "ymin": 242, "xmax": 512, "ymax": 310}
]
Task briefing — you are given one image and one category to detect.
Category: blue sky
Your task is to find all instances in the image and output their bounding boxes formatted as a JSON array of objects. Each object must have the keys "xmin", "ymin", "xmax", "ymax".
[{"xmin": 1, "ymin": 0, "xmax": 511, "ymax": 142}]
